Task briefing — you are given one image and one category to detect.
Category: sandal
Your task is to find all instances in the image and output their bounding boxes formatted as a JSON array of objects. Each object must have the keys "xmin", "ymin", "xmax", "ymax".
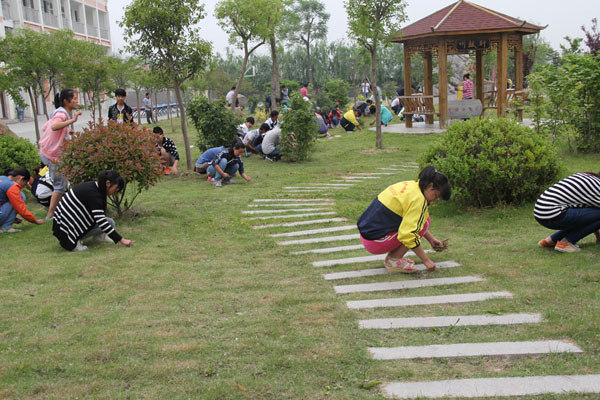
[
  {"xmin": 1, "ymin": 227, "xmax": 21, "ymax": 234},
  {"xmin": 385, "ymin": 257, "xmax": 417, "ymax": 274}
]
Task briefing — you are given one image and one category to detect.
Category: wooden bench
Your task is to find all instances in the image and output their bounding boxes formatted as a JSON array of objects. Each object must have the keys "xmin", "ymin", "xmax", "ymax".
[
  {"xmin": 399, "ymin": 95, "xmax": 435, "ymax": 127},
  {"xmin": 483, "ymin": 89, "xmax": 529, "ymax": 120}
]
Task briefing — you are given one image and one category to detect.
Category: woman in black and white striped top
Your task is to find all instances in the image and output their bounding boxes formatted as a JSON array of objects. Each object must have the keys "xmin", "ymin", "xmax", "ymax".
[
  {"xmin": 535, "ymin": 172, "xmax": 600, "ymax": 253},
  {"xmin": 52, "ymin": 170, "xmax": 133, "ymax": 252}
]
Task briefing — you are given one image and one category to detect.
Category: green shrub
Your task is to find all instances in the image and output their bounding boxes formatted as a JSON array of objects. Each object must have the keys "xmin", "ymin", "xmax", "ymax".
[
  {"xmin": 280, "ymin": 79, "xmax": 300, "ymax": 93},
  {"xmin": 324, "ymin": 79, "xmax": 350, "ymax": 106},
  {"xmin": 0, "ymin": 135, "xmax": 40, "ymax": 173},
  {"xmin": 529, "ymin": 53, "xmax": 600, "ymax": 152},
  {"xmin": 281, "ymin": 93, "xmax": 318, "ymax": 162},
  {"xmin": 187, "ymin": 96, "xmax": 241, "ymax": 151},
  {"xmin": 313, "ymin": 91, "xmax": 334, "ymax": 113},
  {"xmin": 420, "ymin": 118, "xmax": 561, "ymax": 208},
  {"xmin": 59, "ymin": 121, "xmax": 162, "ymax": 216}
]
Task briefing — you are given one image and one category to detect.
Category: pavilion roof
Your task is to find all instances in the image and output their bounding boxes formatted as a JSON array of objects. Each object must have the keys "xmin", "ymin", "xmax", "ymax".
[{"xmin": 394, "ymin": 0, "xmax": 545, "ymax": 42}]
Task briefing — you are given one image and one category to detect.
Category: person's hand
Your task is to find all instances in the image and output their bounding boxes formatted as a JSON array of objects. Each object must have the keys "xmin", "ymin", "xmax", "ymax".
[
  {"xmin": 35, "ymin": 219, "xmax": 46, "ymax": 225},
  {"xmin": 120, "ymin": 238, "xmax": 133, "ymax": 247},
  {"xmin": 222, "ymin": 172, "xmax": 230, "ymax": 179},
  {"xmin": 72, "ymin": 110, "xmax": 82, "ymax": 122},
  {"xmin": 245, "ymin": 175, "xmax": 252, "ymax": 182},
  {"xmin": 424, "ymin": 259, "xmax": 436, "ymax": 271},
  {"xmin": 171, "ymin": 166, "xmax": 178, "ymax": 174}
]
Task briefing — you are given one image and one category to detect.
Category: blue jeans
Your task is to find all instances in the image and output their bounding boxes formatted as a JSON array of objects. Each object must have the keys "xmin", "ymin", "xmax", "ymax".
[
  {"xmin": 207, "ymin": 159, "xmax": 239, "ymax": 182},
  {"xmin": 330, "ymin": 117, "xmax": 339, "ymax": 127},
  {"xmin": 0, "ymin": 192, "xmax": 25, "ymax": 228},
  {"xmin": 82, "ymin": 217, "xmax": 115, "ymax": 240},
  {"xmin": 537, "ymin": 207, "xmax": 600, "ymax": 244}
]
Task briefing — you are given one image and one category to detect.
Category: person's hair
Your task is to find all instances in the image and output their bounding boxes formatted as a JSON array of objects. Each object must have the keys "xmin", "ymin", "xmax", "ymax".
[
  {"xmin": 418, "ymin": 166, "xmax": 451, "ymax": 201},
  {"xmin": 463, "ymin": 73, "xmax": 470, "ymax": 79},
  {"xmin": 366, "ymin": 99, "xmax": 373, "ymax": 104},
  {"xmin": 98, "ymin": 170, "xmax": 125, "ymax": 210},
  {"xmin": 281, "ymin": 85, "xmax": 286, "ymax": 89},
  {"xmin": 7, "ymin": 168, "xmax": 30, "ymax": 182},
  {"xmin": 369, "ymin": 105, "xmax": 376, "ymax": 115},
  {"xmin": 145, "ymin": 92, "xmax": 150, "ymax": 96},
  {"xmin": 270, "ymin": 110, "xmax": 279, "ymax": 118},
  {"xmin": 54, "ymin": 88, "xmax": 75, "ymax": 109},
  {"xmin": 259, "ymin": 123, "xmax": 270, "ymax": 132},
  {"xmin": 231, "ymin": 86, "xmax": 236, "ymax": 90},
  {"xmin": 246, "ymin": 117, "xmax": 255, "ymax": 125},
  {"xmin": 114, "ymin": 88, "xmax": 126, "ymax": 97},
  {"xmin": 228, "ymin": 139, "xmax": 246, "ymax": 150},
  {"xmin": 355, "ymin": 109, "xmax": 363, "ymax": 116},
  {"xmin": 152, "ymin": 126, "xmax": 164, "ymax": 135}
]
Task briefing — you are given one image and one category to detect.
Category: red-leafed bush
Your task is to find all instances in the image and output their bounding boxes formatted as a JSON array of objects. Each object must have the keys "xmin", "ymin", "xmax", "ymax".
[{"xmin": 59, "ymin": 120, "xmax": 162, "ymax": 216}]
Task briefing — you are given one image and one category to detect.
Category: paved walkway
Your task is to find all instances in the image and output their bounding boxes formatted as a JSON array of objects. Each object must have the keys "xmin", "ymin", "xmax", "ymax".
[
  {"xmin": 368, "ymin": 118, "xmax": 534, "ymax": 135},
  {"xmin": 5, "ymin": 109, "xmax": 175, "ymax": 143}
]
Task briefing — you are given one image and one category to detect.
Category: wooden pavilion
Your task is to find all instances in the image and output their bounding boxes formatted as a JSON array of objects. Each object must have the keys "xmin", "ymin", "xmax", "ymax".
[{"xmin": 392, "ymin": 0, "xmax": 545, "ymax": 128}]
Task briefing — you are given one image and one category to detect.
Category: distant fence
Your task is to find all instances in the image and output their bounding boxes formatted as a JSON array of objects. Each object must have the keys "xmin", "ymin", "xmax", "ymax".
[{"xmin": 131, "ymin": 102, "xmax": 186, "ymax": 119}]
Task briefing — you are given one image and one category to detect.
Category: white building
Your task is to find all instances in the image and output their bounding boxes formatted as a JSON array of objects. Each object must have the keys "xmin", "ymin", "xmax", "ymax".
[{"xmin": 0, "ymin": 0, "xmax": 111, "ymax": 119}]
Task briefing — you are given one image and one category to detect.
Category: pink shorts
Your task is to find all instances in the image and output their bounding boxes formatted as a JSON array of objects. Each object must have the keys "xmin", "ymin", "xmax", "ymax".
[{"xmin": 360, "ymin": 217, "xmax": 431, "ymax": 255}]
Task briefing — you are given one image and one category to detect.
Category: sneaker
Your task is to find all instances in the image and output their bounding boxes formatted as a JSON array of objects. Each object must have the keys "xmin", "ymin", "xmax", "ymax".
[
  {"xmin": 554, "ymin": 241, "xmax": 581, "ymax": 253},
  {"xmin": 264, "ymin": 156, "xmax": 274, "ymax": 162},
  {"xmin": 72, "ymin": 241, "xmax": 88, "ymax": 252},
  {"xmin": 213, "ymin": 180, "xmax": 222, "ymax": 188},
  {"xmin": 538, "ymin": 237, "xmax": 555, "ymax": 248},
  {"xmin": 94, "ymin": 233, "xmax": 114, "ymax": 244},
  {"xmin": 223, "ymin": 180, "xmax": 236, "ymax": 185},
  {"xmin": 207, "ymin": 177, "xmax": 214, "ymax": 182}
]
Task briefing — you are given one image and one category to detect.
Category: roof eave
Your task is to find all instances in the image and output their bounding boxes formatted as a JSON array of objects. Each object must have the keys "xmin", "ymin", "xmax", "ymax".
[{"xmin": 392, "ymin": 27, "xmax": 544, "ymax": 43}]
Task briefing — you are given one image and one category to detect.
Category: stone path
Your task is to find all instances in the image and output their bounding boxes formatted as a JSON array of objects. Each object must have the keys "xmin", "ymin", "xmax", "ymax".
[
  {"xmin": 381, "ymin": 375, "xmax": 600, "ymax": 399},
  {"xmin": 346, "ymin": 291, "xmax": 513, "ymax": 309},
  {"xmin": 369, "ymin": 340, "xmax": 583, "ymax": 360},
  {"xmin": 244, "ymin": 169, "xmax": 598, "ymax": 398}
]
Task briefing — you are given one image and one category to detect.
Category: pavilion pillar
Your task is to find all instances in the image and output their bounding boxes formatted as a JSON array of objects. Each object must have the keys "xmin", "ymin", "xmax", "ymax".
[
  {"xmin": 438, "ymin": 38, "xmax": 448, "ymax": 128},
  {"xmin": 403, "ymin": 48, "xmax": 412, "ymax": 128},
  {"xmin": 515, "ymin": 35, "xmax": 524, "ymax": 121},
  {"xmin": 424, "ymin": 51, "xmax": 434, "ymax": 125},
  {"xmin": 497, "ymin": 32, "xmax": 508, "ymax": 118},
  {"xmin": 475, "ymin": 49, "xmax": 484, "ymax": 104}
]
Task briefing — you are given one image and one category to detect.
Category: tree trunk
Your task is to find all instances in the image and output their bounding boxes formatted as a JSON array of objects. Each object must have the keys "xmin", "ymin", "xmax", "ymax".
[
  {"xmin": 97, "ymin": 92, "xmax": 102, "ymax": 122},
  {"xmin": 371, "ymin": 47, "xmax": 382, "ymax": 149},
  {"xmin": 89, "ymin": 92, "xmax": 96, "ymax": 124},
  {"xmin": 233, "ymin": 47, "xmax": 250, "ymax": 112},
  {"xmin": 305, "ymin": 41, "xmax": 313, "ymax": 88},
  {"xmin": 173, "ymin": 79, "xmax": 192, "ymax": 170},
  {"xmin": 167, "ymin": 89, "xmax": 175, "ymax": 132},
  {"xmin": 39, "ymin": 83, "xmax": 49, "ymax": 120},
  {"xmin": 135, "ymin": 90, "xmax": 141, "ymax": 125},
  {"xmin": 270, "ymin": 35, "xmax": 280, "ymax": 112},
  {"xmin": 27, "ymin": 87, "xmax": 40, "ymax": 144}
]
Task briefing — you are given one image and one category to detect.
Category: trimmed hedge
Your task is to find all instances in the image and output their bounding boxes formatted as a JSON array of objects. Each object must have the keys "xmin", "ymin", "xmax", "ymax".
[
  {"xmin": 0, "ymin": 135, "xmax": 39, "ymax": 174},
  {"xmin": 420, "ymin": 118, "xmax": 561, "ymax": 208}
]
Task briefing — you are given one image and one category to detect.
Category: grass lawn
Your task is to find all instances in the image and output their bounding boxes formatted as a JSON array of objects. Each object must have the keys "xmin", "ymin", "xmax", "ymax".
[{"xmin": 1, "ymin": 115, "xmax": 599, "ymax": 399}]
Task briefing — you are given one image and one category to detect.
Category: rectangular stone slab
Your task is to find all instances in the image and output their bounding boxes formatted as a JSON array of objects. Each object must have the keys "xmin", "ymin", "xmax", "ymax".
[
  {"xmin": 270, "ymin": 225, "xmax": 357, "ymax": 237},
  {"xmin": 253, "ymin": 218, "xmax": 348, "ymax": 230},
  {"xmin": 359, "ymin": 313, "xmax": 542, "ymax": 329},
  {"xmin": 283, "ymin": 186, "xmax": 348, "ymax": 190},
  {"xmin": 380, "ymin": 375, "xmax": 600, "ymax": 399},
  {"xmin": 248, "ymin": 203, "xmax": 333, "ymax": 207},
  {"xmin": 334, "ymin": 276, "xmax": 483, "ymax": 294},
  {"xmin": 346, "ymin": 291, "xmax": 513, "ymax": 309},
  {"xmin": 253, "ymin": 198, "xmax": 331, "ymax": 202},
  {"xmin": 242, "ymin": 208, "xmax": 330, "ymax": 214},
  {"xmin": 369, "ymin": 340, "xmax": 583, "ymax": 360},
  {"xmin": 312, "ymin": 252, "xmax": 434, "ymax": 267},
  {"xmin": 341, "ymin": 176, "xmax": 381, "ymax": 179},
  {"xmin": 354, "ymin": 172, "xmax": 395, "ymax": 175},
  {"xmin": 277, "ymin": 233, "xmax": 361, "ymax": 246},
  {"xmin": 249, "ymin": 212, "xmax": 337, "ymax": 220},
  {"xmin": 378, "ymin": 168, "xmax": 404, "ymax": 171},
  {"xmin": 306, "ymin": 183, "xmax": 355, "ymax": 186},
  {"xmin": 322, "ymin": 261, "xmax": 460, "ymax": 280},
  {"xmin": 292, "ymin": 244, "xmax": 364, "ymax": 254}
]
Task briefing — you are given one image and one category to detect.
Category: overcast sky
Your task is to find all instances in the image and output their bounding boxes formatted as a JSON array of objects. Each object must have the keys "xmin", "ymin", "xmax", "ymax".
[{"xmin": 108, "ymin": 0, "xmax": 599, "ymax": 57}]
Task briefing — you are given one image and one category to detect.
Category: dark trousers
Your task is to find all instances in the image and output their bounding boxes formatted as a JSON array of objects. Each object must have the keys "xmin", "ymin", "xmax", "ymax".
[
  {"xmin": 536, "ymin": 207, "xmax": 600, "ymax": 244},
  {"xmin": 340, "ymin": 117, "xmax": 355, "ymax": 132}
]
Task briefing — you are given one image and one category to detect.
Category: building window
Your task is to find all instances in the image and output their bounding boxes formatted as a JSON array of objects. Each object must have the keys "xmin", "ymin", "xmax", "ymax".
[
  {"xmin": 42, "ymin": 0, "xmax": 53, "ymax": 14},
  {"xmin": 22, "ymin": 0, "xmax": 34, "ymax": 8}
]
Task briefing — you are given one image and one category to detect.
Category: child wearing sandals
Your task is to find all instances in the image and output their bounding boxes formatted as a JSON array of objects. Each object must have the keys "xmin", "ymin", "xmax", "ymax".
[{"xmin": 357, "ymin": 166, "xmax": 451, "ymax": 273}]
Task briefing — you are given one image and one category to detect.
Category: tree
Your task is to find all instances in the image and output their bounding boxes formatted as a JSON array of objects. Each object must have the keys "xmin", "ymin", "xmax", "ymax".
[
  {"xmin": 283, "ymin": 0, "xmax": 329, "ymax": 88},
  {"xmin": 345, "ymin": 0, "xmax": 408, "ymax": 149},
  {"xmin": 215, "ymin": 0, "xmax": 282, "ymax": 109},
  {"xmin": 121, "ymin": 0, "xmax": 213, "ymax": 170},
  {"xmin": 582, "ymin": 18, "xmax": 600, "ymax": 55}
]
